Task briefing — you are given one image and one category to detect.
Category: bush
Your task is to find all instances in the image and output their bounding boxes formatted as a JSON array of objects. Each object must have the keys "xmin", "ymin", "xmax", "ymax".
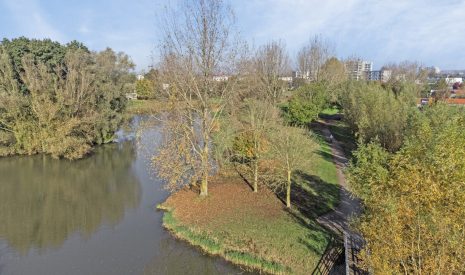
[
  {"xmin": 0, "ymin": 39, "xmax": 134, "ymax": 159},
  {"xmin": 282, "ymin": 82, "xmax": 328, "ymax": 126}
]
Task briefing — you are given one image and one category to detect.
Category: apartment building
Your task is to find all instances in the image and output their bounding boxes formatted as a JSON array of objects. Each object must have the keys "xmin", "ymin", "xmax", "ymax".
[{"xmin": 345, "ymin": 59, "xmax": 373, "ymax": 80}]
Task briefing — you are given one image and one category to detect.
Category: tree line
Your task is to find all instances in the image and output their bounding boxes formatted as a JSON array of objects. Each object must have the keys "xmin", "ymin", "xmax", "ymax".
[
  {"xmin": 151, "ymin": 0, "xmax": 328, "ymax": 209},
  {"xmin": 341, "ymin": 81, "xmax": 465, "ymax": 272},
  {"xmin": 0, "ymin": 37, "xmax": 135, "ymax": 159},
  {"xmin": 150, "ymin": 1, "xmax": 464, "ymax": 273}
]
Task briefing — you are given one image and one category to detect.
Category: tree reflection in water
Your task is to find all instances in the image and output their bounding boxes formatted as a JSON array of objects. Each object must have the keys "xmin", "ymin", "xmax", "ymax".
[{"xmin": 0, "ymin": 142, "xmax": 141, "ymax": 254}]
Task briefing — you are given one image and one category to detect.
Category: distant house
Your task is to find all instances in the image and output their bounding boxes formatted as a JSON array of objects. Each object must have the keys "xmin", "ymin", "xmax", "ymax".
[
  {"xmin": 212, "ymin": 75, "xmax": 229, "ymax": 82},
  {"xmin": 417, "ymin": 98, "xmax": 431, "ymax": 107},
  {"xmin": 136, "ymin": 74, "xmax": 144, "ymax": 81},
  {"xmin": 279, "ymin": 76, "xmax": 293, "ymax": 82},
  {"xmin": 292, "ymin": 70, "xmax": 310, "ymax": 80},
  {"xmin": 126, "ymin": 92, "xmax": 138, "ymax": 100},
  {"xmin": 445, "ymin": 77, "xmax": 463, "ymax": 85}
]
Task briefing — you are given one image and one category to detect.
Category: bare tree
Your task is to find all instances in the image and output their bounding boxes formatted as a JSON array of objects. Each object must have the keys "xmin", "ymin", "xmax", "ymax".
[
  {"xmin": 153, "ymin": 0, "xmax": 242, "ymax": 196},
  {"xmin": 319, "ymin": 57, "xmax": 347, "ymax": 103},
  {"xmin": 297, "ymin": 35, "xmax": 333, "ymax": 82},
  {"xmin": 255, "ymin": 40, "xmax": 291, "ymax": 104},
  {"xmin": 269, "ymin": 126, "xmax": 318, "ymax": 208},
  {"xmin": 382, "ymin": 61, "xmax": 422, "ymax": 83},
  {"xmin": 233, "ymin": 99, "xmax": 280, "ymax": 192}
]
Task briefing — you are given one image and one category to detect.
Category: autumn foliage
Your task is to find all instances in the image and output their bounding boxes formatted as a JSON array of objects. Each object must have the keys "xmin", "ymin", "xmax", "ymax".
[{"xmin": 348, "ymin": 104, "xmax": 465, "ymax": 273}]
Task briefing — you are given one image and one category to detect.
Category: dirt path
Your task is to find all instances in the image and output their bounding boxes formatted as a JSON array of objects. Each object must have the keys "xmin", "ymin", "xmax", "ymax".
[{"xmin": 316, "ymin": 121, "xmax": 362, "ymax": 236}]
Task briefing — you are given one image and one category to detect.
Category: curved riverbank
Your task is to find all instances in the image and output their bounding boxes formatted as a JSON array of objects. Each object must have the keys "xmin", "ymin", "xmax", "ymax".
[
  {"xmin": 157, "ymin": 169, "xmax": 339, "ymax": 274},
  {"xmin": 160, "ymin": 207, "xmax": 286, "ymax": 274}
]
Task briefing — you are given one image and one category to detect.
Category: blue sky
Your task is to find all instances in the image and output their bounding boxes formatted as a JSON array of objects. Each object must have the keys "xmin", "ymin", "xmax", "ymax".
[{"xmin": 1, "ymin": 0, "xmax": 464, "ymax": 71}]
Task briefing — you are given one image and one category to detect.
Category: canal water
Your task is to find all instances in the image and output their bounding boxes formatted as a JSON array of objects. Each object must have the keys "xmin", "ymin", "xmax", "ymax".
[{"xmin": 0, "ymin": 116, "xmax": 250, "ymax": 275}]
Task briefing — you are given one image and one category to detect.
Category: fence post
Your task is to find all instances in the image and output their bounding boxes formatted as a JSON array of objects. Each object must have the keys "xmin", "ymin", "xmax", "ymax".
[{"xmin": 344, "ymin": 232, "xmax": 350, "ymax": 275}]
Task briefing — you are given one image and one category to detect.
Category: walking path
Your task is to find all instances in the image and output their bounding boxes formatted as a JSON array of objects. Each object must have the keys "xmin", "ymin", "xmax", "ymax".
[
  {"xmin": 316, "ymin": 122, "xmax": 362, "ymax": 235},
  {"xmin": 314, "ymin": 120, "xmax": 367, "ymax": 274}
]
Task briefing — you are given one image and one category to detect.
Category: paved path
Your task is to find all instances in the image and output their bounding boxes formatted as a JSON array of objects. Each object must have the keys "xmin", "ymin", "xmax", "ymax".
[{"xmin": 316, "ymin": 122, "xmax": 362, "ymax": 236}]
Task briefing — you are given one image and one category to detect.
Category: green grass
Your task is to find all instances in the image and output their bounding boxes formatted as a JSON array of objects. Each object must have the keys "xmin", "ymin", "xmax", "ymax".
[
  {"xmin": 162, "ymin": 210, "xmax": 289, "ymax": 274},
  {"xmin": 125, "ymin": 99, "xmax": 167, "ymax": 115},
  {"xmin": 313, "ymin": 138, "xmax": 339, "ymax": 186},
  {"xmin": 224, "ymin": 251, "xmax": 288, "ymax": 274},
  {"xmin": 163, "ymin": 211, "xmax": 223, "ymax": 254},
  {"xmin": 291, "ymin": 134, "xmax": 340, "ymax": 217},
  {"xmin": 319, "ymin": 106, "xmax": 341, "ymax": 116}
]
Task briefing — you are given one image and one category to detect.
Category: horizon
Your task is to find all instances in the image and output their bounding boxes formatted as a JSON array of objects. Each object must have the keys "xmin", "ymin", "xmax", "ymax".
[{"xmin": 1, "ymin": 0, "xmax": 464, "ymax": 71}]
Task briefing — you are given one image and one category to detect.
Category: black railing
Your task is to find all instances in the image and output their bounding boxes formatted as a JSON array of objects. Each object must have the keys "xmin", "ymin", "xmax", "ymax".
[
  {"xmin": 344, "ymin": 232, "xmax": 369, "ymax": 275},
  {"xmin": 312, "ymin": 236, "xmax": 345, "ymax": 275}
]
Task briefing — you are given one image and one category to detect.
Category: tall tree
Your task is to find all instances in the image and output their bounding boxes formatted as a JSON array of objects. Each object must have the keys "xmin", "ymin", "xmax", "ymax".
[
  {"xmin": 255, "ymin": 40, "xmax": 290, "ymax": 104},
  {"xmin": 233, "ymin": 99, "xmax": 280, "ymax": 192},
  {"xmin": 296, "ymin": 35, "xmax": 333, "ymax": 82},
  {"xmin": 269, "ymin": 126, "xmax": 318, "ymax": 208},
  {"xmin": 153, "ymin": 0, "xmax": 242, "ymax": 196},
  {"xmin": 339, "ymin": 81, "xmax": 415, "ymax": 152},
  {"xmin": 319, "ymin": 57, "xmax": 347, "ymax": 103},
  {"xmin": 348, "ymin": 104, "xmax": 465, "ymax": 273}
]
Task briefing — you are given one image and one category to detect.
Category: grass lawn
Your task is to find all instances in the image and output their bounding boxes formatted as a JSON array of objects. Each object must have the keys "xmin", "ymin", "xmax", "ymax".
[
  {"xmin": 292, "ymin": 136, "xmax": 340, "ymax": 218},
  {"xmin": 159, "ymin": 137, "xmax": 340, "ymax": 274}
]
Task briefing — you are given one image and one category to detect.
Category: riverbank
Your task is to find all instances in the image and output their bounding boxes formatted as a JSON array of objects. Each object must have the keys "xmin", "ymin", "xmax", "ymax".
[
  {"xmin": 158, "ymin": 140, "xmax": 339, "ymax": 274},
  {"xmin": 125, "ymin": 99, "xmax": 169, "ymax": 115}
]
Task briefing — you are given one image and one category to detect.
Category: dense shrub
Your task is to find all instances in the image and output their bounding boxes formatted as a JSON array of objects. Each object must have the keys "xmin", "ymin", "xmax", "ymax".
[{"xmin": 0, "ymin": 38, "xmax": 134, "ymax": 159}]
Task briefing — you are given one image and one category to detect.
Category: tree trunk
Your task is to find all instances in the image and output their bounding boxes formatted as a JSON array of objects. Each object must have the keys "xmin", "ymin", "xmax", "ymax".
[
  {"xmin": 253, "ymin": 159, "xmax": 258, "ymax": 192},
  {"xmin": 286, "ymin": 170, "xmax": 291, "ymax": 208},
  {"xmin": 200, "ymin": 144, "xmax": 209, "ymax": 197},
  {"xmin": 200, "ymin": 108, "xmax": 209, "ymax": 197}
]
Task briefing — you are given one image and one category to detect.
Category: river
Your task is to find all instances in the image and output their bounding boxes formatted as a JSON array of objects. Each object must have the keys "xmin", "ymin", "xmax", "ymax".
[{"xmin": 0, "ymin": 116, "xmax": 251, "ymax": 275}]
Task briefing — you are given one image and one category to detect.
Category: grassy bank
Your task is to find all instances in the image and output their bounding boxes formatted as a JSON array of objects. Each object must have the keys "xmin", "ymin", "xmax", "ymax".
[
  {"xmin": 161, "ymin": 209, "xmax": 288, "ymax": 274},
  {"xmin": 158, "ymin": 139, "xmax": 340, "ymax": 274},
  {"xmin": 125, "ymin": 99, "xmax": 169, "ymax": 115}
]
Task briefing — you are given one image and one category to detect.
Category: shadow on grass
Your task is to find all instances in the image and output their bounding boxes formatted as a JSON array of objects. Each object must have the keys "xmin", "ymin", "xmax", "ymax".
[
  {"xmin": 291, "ymin": 171, "xmax": 340, "ymax": 218},
  {"xmin": 272, "ymin": 169, "xmax": 341, "ymax": 254},
  {"xmin": 233, "ymin": 163, "xmax": 255, "ymax": 192},
  {"xmin": 316, "ymin": 148, "xmax": 347, "ymax": 165},
  {"xmin": 277, "ymin": 204, "xmax": 331, "ymax": 256}
]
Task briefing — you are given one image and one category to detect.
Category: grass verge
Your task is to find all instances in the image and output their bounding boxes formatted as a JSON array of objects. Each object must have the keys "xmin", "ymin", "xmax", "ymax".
[
  {"xmin": 125, "ymin": 99, "xmax": 168, "ymax": 115},
  {"xmin": 161, "ymin": 208, "xmax": 288, "ymax": 274}
]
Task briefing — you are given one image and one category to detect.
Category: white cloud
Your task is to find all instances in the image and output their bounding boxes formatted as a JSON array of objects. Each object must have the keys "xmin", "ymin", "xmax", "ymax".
[
  {"xmin": 3, "ymin": 0, "xmax": 66, "ymax": 42},
  {"xmin": 233, "ymin": 0, "xmax": 465, "ymax": 69}
]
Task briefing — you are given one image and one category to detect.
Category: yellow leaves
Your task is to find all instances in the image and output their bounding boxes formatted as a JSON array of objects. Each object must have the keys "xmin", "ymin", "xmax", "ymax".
[{"xmin": 350, "ymin": 105, "xmax": 465, "ymax": 273}]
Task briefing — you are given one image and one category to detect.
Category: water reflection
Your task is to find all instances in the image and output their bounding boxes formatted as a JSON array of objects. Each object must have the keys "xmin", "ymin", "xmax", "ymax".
[
  {"xmin": 144, "ymin": 236, "xmax": 254, "ymax": 275},
  {"xmin": 0, "ymin": 142, "xmax": 141, "ymax": 254},
  {"xmin": 0, "ymin": 116, "xmax": 250, "ymax": 275}
]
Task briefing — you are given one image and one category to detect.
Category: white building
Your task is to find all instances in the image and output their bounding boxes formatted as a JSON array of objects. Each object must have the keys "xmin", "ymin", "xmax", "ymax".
[
  {"xmin": 368, "ymin": 69, "xmax": 391, "ymax": 82},
  {"xmin": 445, "ymin": 77, "xmax": 463, "ymax": 85},
  {"xmin": 279, "ymin": 76, "xmax": 293, "ymax": 82},
  {"xmin": 212, "ymin": 75, "xmax": 229, "ymax": 82},
  {"xmin": 136, "ymin": 74, "xmax": 144, "ymax": 81},
  {"xmin": 345, "ymin": 59, "xmax": 373, "ymax": 80},
  {"xmin": 292, "ymin": 70, "xmax": 310, "ymax": 80}
]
